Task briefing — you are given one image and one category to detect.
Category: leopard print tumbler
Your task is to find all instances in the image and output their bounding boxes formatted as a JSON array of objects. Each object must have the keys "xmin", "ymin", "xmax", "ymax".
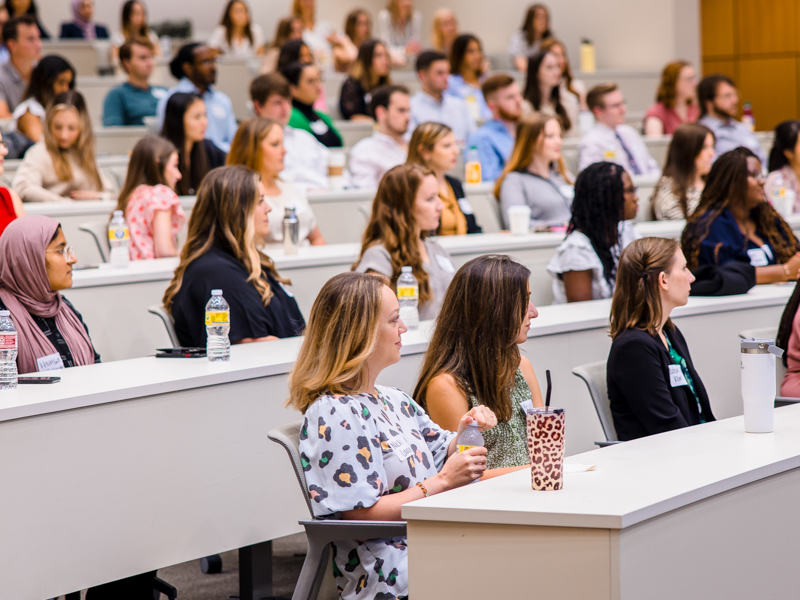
[{"xmin": 526, "ymin": 408, "xmax": 566, "ymax": 491}]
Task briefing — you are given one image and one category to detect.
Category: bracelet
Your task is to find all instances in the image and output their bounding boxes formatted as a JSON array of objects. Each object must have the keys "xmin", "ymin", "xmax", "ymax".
[
  {"xmin": 785, "ymin": 264, "xmax": 792, "ymax": 280},
  {"xmin": 415, "ymin": 481, "xmax": 429, "ymax": 497}
]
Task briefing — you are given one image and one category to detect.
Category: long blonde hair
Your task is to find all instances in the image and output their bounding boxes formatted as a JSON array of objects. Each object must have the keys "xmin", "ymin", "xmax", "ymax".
[
  {"xmin": 287, "ymin": 272, "xmax": 386, "ymax": 413},
  {"xmin": 406, "ymin": 121, "xmax": 451, "ymax": 170},
  {"xmin": 431, "ymin": 8, "xmax": 455, "ymax": 51},
  {"xmin": 226, "ymin": 117, "xmax": 280, "ymax": 174},
  {"xmin": 44, "ymin": 91, "xmax": 102, "ymax": 188},
  {"xmin": 162, "ymin": 165, "xmax": 288, "ymax": 312}
]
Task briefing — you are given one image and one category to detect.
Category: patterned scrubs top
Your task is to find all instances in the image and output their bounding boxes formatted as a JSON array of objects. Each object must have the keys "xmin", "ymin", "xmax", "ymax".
[
  {"xmin": 466, "ymin": 368, "xmax": 531, "ymax": 469},
  {"xmin": 300, "ymin": 385, "xmax": 456, "ymax": 600}
]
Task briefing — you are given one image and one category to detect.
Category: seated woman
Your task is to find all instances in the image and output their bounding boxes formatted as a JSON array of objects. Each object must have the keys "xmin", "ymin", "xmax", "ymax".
[
  {"xmin": 59, "ymin": 0, "xmax": 109, "ymax": 39},
  {"xmin": 7, "ymin": 0, "xmax": 50, "ymax": 39},
  {"xmin": 0, "ymin": 131, "xmax": 25, "ymax": 237},
  {"xmin": 431, "ymin": 7, "xmax": 458, "ymax": 55},
  {"xmin": 546, "ymin": 161, "xmax": 640, "ymax": 303},
  {"xmin": 116, "ymin": 136, "xmax": 185, "ymax": 260},
  {"xmin": 260, "ymin": 17, "xmax": 303, "ymax": 74},
  {"xmin": 163, "ymin": 165, "xmax": 305, "ymax": 347},
  {"xmin": 160, "ymin": 92, "xmax": 226, "ymax": 196},
  {"xmin": 540, "ymin": 38, "xmax": 586, "ymax": 112},
  {"xmin": 652, "ymin": 122, "xmax": 715, "ymax": 220},
  {"xmin": 681, "ymin": 147, "xmax": 800, "ymax": 284},
  {"xmin": 765, "ymin": 120, "xmax": 800, "ymax": 212},
  {"xmin": 0, "ymin": 215, "xmax": 99, "ymax": 373},
  {"xmin": 111, "ymin": 1, "xmax": 162, "ymax": 64},
  {"xmin": 608, "ymin": 237, "xmax": 715, "ymax": 440},
  {"xmin": 376, "ymin": 0, "xmax": 423, "ymax": 65},
  {"xmin": 339, "ymin": 39, "xmax": 391, "ymax": 121},
  {"xmin": 281, "ymin": 61, "xmax": 343, "ymax": 148},
  {"xmin": 288, "ymin": 270, "xmax": 496, "ymax": 600},
  {"xmin": 495, "ymin": 113, "xmax": 572, "ymax": 230},
  {"xmin": 208, "ymin": 0, "xmax": 264, "ymax": 57},
  {"xmin": 227, "ymin": 117, "xmax": 325, "ymax": 246},
  {"xmin": 13, "ymin": 91, "xmax": 115, "ymax": 203},
  {"xmin": 509, "ymin": 4, "xmax": 551, "ymax": 72},
  {"xmin": 447, "ymin": 34, "xmax": 491, "ymax": 124},
  {"xmin": 523, "ymin": 49, "xmax": 577, "ymax": 137},
  {"xmin": 12, "ymin": 55, "xmax": 75, "ymax": 143},
  {"xmin": 407, "ymin": 121, "xmax": 481, "ymax": 235},
  {"xmin": 643, "ymin": 61, "xmax": 699, "ymax": 137},
  {"xmin": 415, "ymin": 254, "xmax": 543, "ymax": 472},
  {"xmin": 353, "ymin": 163, "xmax": 455, "ymax": 320},
  {"xmin": 331, "ymin": 9, "xmax": 371, "ymax": 73}
]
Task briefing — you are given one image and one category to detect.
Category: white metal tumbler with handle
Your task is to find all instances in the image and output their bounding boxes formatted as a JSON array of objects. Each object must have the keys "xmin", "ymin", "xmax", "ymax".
[{"xmin": 741, "ymin": 338, "xmax": 784, "ymax": 433}]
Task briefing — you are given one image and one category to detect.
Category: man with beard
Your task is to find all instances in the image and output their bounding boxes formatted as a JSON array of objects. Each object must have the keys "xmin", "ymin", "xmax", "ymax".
[
  {"xmin": 698, "ymin": 74, "xmax": 766, "ymax": 164},
  {"xmin": 467, "ymin": 74, "xmax": 523, "ymax": 181},
  {"xmin": 156, "ymin": 42, "xmax": 237, "ymax": 152}
]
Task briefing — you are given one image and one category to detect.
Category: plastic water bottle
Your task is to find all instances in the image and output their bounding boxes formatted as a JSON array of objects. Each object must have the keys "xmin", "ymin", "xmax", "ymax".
[
  {"xmin": 396, "ymin": 266, "xmax": 419, "ymax": 330},
  {"xmin": 108, "ymin": 210, "xmax": 130, "ymax": 268},
  {"xmin": 457, "ymin": 421, "xmax": 484, "ymax": 453},
  {"xmin": 205, "ymin": 290, "xmax": 230, "ymax": 362},
  {"xmin": 0, "ymin": 310, "xmax": 18, "ymax": 390},
  {"xmin": 465, "ymin": 145, "xmax": 482, "ymax": 184},
  {"xmin": 742, "ymin": 102, "xmax": 755, "ymax": 132},
  {"xmin": 283, "ymin": 206, "xmax": 299, "ymax": 255}
]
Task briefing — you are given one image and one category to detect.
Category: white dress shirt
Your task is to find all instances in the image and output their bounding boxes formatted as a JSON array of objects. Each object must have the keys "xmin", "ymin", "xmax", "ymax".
[
  {"xmin": 348, "ymin": 131, "xmax": 408, "ymax": 189},
  {"xmin": 578, "ymin": 122, "xmax": 661, "ymax": 176},
  {"xmin": 282, "ymin": 126, "xmax": 330, "ymax": 191},
  {"xmin": 409, "ymin": 91, "xmax": 474, "ymax": 147}
]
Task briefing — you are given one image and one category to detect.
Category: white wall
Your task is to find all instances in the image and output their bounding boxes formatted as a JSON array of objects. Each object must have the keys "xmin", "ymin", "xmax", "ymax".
[{"xmin": 37, "ymin": 0, "xmax": 699, "ymax": 71}]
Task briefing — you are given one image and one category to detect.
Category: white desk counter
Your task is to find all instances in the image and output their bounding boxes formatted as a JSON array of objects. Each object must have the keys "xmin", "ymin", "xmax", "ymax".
[{"xmin": 403, "ymin": 405, "xmax": 800, "ymax": 599}]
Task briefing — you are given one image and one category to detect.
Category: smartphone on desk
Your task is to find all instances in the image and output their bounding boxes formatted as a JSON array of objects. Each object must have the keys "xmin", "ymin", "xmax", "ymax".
[
  {"xmin": 156, "ymin": 347, "xmax": 207, "ymax": 358},
  {"xmin": 18, "ymin": 376, "xmax": 61, "ymax": 384}
]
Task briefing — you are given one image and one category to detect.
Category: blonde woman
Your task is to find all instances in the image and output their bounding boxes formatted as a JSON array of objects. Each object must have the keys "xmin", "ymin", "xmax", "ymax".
[
  {"xmin": 227, "ymin": 117, "xmax": 325, "ymax": 246},
  {"xmin": 163, "ymin": 165, "xmax": 305, "ymax": 347},
  {"xmin": 407, "ymin": 121, "xmax": 481, "ymax": 234},
  {"xmin": 288, "ymin": 270, "xmax": 496, "ymax": 600},
  {"xmin": 431, "ymin": 7, "xmax": 457, "ymax": 55},
  {"xmin": 377, "ymin": 0, "xmax": 423, "ymax": 64},
  {"xmin": 495, "ymin": 112, "xmax": 572, "ymax": 229},
  {"xmin": 13, "ymin": 91, "xmax": 115, "ymax": 202}
]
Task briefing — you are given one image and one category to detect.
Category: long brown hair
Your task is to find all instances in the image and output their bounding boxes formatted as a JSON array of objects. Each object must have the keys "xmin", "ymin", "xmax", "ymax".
[
  {"xmin": 523, "ymin": 50, "xmax": 572, "ymax": 133},
  {"xmin": 349, "ymin": 39, "xmax": 391, "ymax": 92},
  {"xmin": 521, "ymin": 3, "xmax": 551, "ymax": 46},
  {"xmin": 609, "ymin": 237, "xmax": 680, "ymax": 339},
  {"xmin": 540, "ymin": 38, "xmax": 578, "ymax": 99},
  {"xmin": 656, "ymin": 60, "xmax": 691, "ymax": 110},
  {"xmin": 220, "ymin": 0, "xmax": 254, "ymax": 48},
  {"xmin": 354, "ymin": 163, "xmax": 436, "ymax": 305},
  {"xmin": 116, "ymin": 136, "xmax": 177, "ymax": 215},
  {"xmin": 681, "ymin": 147, "xmax": 799, "ymax": 270},
  {"xmin": 654, "ymin": 122, "xmax": 714, "ymax": 218},
  {"xmin": 43, "ymin": 91, "xmax": 102, "ymax": 188},
  {"xmin": 226, "ymin": 117, "xmax": 280, "ymax": 173},
  {"xmin": 414, "ymin": 255, "xmax": 531, "ymax": 423},
  {"xmin": 406, "ymin": 120, "xmax": 451, "ymax": 170},
  {"xmin": 287, "ymin": 272, "xmax": 386, "ymax": 413},
  {"xmin": 494, "ymin": 112, "xmax": 570, "ymax": 199},
  {"xmin": 162, "ymin": 165, "xmax": 288, "ymax": 312}
]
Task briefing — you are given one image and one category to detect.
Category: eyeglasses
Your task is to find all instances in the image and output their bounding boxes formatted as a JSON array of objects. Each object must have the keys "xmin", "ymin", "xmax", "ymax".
[
  {"xmin": 48, "ymin": 245, "xmax": 75, "ymax": 259},
  {"xmin": 602, "ymin": 100, "xmax": 626, "ymax": 110}
]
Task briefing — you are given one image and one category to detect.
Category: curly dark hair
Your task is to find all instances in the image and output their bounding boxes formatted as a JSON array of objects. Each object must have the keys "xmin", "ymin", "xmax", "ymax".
[
  {"xmin": 681, "ymin": 147, "xmax": 798, "ymax": 270},
  {"xmin": 568, "ymin": 162, "xmax": 626, "ymax": 285}
]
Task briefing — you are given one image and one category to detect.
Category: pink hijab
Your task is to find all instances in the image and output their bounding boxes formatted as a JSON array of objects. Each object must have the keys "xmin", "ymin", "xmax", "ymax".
[
  {"xmin": 0, "ymin": 216, "xmax": 95, "ymax": 374},
  {"xmin": 71, "ymin": 0, "xmax": 96, "ymax": 40}
]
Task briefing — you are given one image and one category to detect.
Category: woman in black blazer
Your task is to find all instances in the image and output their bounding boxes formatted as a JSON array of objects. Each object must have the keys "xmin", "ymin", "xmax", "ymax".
[{"xmin": 607, "ymin": 237, "xmax": 715, "ymax": 441}]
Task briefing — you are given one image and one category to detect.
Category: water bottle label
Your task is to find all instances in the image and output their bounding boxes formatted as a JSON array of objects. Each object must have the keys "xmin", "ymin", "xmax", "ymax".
[
  {"xmin": 108, "ymin": 227, "xmax": 130, "ymax": 241},
  {"xmin": 0, "ymin": 333, "xmax": 16, "ymax": 349},
  {"xmin": 205, "ymin": 310, "xmax": 230, "ymax": 324},
  {"xmin": 465, "ymin": 162, "xmax": 482, "ymax": 184},
  {"xmin": 397, "ymin": 286, "xmax": 418, "ymax": 299},
  {"xmin": 457, "ymin": 444, "xmax": 475, "ymax": 453}
]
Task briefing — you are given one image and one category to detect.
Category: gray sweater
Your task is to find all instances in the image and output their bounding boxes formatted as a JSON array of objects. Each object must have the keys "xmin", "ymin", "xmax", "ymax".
[{"xmin": 498, "ymin": 169, "xmax": 573, "ymax": 229}]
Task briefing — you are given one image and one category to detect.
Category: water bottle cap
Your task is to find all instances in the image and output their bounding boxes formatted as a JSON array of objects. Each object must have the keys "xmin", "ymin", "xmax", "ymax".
[
  {"xmin": 211, "ymin": 289, "xmax": 222, "ymax": 296},
  {"xmin": 467, "ymin": 421, "xmax": 479, "ymax": 428},
  {"xmin": 401, "ymin": 266, "xmax": 412, "ymax": 273},
  {"xmin": 113, "ymin": 210, "xmax": 123, "ymax": 216},
  {"xmin": 0, "ymin": 310, "xmax": 8, "ymax": 317}
]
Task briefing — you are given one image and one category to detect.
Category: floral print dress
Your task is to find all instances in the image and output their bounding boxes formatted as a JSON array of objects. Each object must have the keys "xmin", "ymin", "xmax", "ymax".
[{"xmin": 300, "ymin": 385, "xmax": 456, "ymax": 600}]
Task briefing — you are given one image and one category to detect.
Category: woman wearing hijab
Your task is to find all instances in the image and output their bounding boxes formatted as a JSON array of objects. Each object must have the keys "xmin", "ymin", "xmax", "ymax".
[
  {"xmin": 0, "ymin": 216, "xmax": 99, "ymax": 374},
  {"xmin": 59, "ymin": 0, "xmax": 110, "ymax": 40}
]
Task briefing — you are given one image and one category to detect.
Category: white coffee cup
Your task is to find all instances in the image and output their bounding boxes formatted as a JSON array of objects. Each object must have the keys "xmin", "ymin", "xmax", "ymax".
[
  {"xmin": 507, "ymin": 205, "xmax": 532, "ymax": 235},
  {"xmin": 328, "ymin": 152, "xmax": 346, "ymax": 190}
]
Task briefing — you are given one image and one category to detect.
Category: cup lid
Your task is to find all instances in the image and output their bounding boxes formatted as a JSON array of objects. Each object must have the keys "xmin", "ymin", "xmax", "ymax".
[{"xmin": 741, "ymin": 338, "xmax": 784, "ymax": 357}]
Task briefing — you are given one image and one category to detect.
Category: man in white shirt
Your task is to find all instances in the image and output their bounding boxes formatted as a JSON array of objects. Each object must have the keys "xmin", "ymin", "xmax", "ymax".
[
  {"xmin": 250, "ymin": 72, "xmax": 330, "ymax": 190},
  {"xmin": 349, "ymin": 85, "xmax": 410, "ymax": 189},
  {"xmin": 409, "ymin": 50, "xmax": 472, "ymax": 146},
  {"xmin": 578, "ymin": 83, "xmax": 660, "ymax": 176}
]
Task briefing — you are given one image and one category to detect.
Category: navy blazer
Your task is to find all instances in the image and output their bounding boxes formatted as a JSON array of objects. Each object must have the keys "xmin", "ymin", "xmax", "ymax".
[
  {"xmin": 607, "ymin": 325, "xmax": 715, "ymax": 441},
  {"xmin": 59, "ymin": 23, "xmax": 110, "ymax": 40}
]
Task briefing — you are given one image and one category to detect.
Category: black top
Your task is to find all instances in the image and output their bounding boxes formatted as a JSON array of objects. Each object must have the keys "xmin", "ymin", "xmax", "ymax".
[
  {"xmin": 607, "ymin": 325, "xmax": 715, "ymax": 441},
  {"xmin": 59, "ymin": 23, "xmax": 110, "ymax": 39},
  {"xmin": 184, "ymin": 140, "xmax": 227, "ymax": 195},
  {"xmin": 339, "ymin": 77, "xmax": 368, "ymax": 120},
  {"xmin": 171, "ymin": 246, "xmax": 306, "ymax": 347},
  {"xmin": 436, "ymin": 175, "xmax": 482, "ymax": 235},
  {"xmin": 0, "ymin": 295, "xmax": 101, "ymax": 370},
  {"xmin": 291, "ymin": 98, "xmax": 343, "ymax": 147}
]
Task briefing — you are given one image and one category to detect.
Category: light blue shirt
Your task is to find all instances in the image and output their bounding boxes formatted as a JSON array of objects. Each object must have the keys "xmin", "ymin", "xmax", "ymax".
[
  {"xmin": 446, "ymin": 74, "xmax": 492, "ymax": 121},
  {"xmin": 156, "ymin": 77, "xmax": 237, "ymax": 152},
  {"xmin": 409, "ymin": 90, "xmax": 474, "ymax": 147},
  {"xmin": 698, "ymin": 114, "xmax": 766, "ymax": 165},
  {"xmin": 467, "ymin": 119, "xmax": 514, "ymax": 182}
]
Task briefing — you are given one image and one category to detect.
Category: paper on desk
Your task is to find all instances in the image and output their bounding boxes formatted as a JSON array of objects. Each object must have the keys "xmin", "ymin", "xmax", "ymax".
[{"xmin": 564, "ymin": 463, "xmax": 597, "ymax": 473}]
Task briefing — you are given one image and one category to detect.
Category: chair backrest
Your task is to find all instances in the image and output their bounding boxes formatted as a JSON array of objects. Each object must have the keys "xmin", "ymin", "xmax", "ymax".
[
  {"xmin": 267, "ymin": 420, "xmax": 314, "ymax": 517},
  {"xmin": 572, "ymin": 361, "xmax": 618, "ymax": 442},
  {"xmin": 78, "ymin": 221, "xmax": 110, "ymax": 262},
  {"xmin": 147, "ymin": 305, "xmax": 180, "ymax": 348}
]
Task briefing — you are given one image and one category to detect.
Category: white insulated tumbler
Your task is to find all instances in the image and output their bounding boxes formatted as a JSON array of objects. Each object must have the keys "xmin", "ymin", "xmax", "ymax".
[{"xmin": 741, "ymin": 338, "xmax": 784, "ymax": 433}]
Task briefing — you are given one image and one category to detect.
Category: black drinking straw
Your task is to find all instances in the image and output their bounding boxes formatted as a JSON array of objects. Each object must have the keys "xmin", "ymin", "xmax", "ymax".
[{"xmin": 545, "ymin": 369, "xmax": 552, "ymax": 409}]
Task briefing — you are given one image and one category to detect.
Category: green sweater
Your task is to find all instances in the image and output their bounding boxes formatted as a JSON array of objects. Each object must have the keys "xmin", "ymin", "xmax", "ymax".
[{"xmin": 287, "ymin": 104, "xmax": 343, "ymax": 147}]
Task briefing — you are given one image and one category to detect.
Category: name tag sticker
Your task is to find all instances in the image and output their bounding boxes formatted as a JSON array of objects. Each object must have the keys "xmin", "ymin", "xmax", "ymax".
[
  {"xmin": 212, "ymin": 104, "xmax": 227, "ymax": 119},
  {"xmin": 457, "ymin": 198, "xmax": 474, "ymax": 215},
  {"xmin": 747, "ymin": 248, "xmax": 769, "ymax": 267},
  {"xmin": 603, "ymin": 150, "xmax": 617, "ymax": 159},
  {"xmin": 387, "ymin": 436, "xmax": 414, "ymax": 461},
  {"xmin": 151, "ymin": 88, "xmax": 167, "ymax": 100},
  {"xmin": 37, "ymin": 352, "xmax": 65, "ymax": 372},
  {"xmin": 310, "ymin": 120, "xmax": 330, "ymax": 135},
  {"xmin": 669, "ymin": 364, "xmax": 688, "ymax": 387},
  {"xmin": 435, "ymin": 254, "xmax": 455, "ymax": 273}
]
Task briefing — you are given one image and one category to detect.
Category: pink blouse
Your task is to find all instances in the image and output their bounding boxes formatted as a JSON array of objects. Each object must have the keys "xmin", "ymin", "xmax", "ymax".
[
  {"xmin": 644, "ymin": 102, "xmax": 700, "ymax": 135},
  {"xmin": 125, "ymin": 184, "xmax": 186, "ymax": 260}
]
